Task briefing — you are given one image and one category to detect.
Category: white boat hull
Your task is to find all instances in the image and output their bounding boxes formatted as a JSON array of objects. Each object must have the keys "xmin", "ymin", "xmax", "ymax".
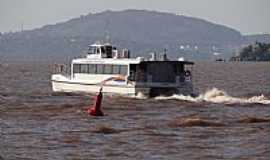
[
  {"xmin": 52, "ymin": 80, "xmax": 136, "ymax": 95},
  {"xmin": 51, "ymin": 74, "xmax": 194, "ymax": 97}
]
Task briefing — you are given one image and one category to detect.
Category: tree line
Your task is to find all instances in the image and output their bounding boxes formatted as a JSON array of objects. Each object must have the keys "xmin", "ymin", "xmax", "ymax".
[{"xmin": 231, "ymin": 42, "xmax": 270, "ymax": 61}]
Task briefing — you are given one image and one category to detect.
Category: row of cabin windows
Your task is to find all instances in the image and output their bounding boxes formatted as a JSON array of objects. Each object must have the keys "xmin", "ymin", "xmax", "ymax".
[{"xmin": 73, "ymin": 64, "xmax": 128, "ymax": 75}]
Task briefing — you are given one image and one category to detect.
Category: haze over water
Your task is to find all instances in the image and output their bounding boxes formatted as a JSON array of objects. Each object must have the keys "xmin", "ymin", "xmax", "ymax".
[{"xmin": 1, "ymin": 61, "xmax": 270, "ymax": 159}]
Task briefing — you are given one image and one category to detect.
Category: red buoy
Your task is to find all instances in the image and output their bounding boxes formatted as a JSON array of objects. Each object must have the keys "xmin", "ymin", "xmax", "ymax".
[{"xmin": 87, "ymin": 88, "xmax": 104, "ymax": 116}]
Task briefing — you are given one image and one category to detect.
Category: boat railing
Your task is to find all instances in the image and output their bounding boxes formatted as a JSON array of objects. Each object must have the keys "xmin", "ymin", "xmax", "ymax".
[{"xmin": 53, "ymin": 64, "xmax": 70, "ymax": 77}]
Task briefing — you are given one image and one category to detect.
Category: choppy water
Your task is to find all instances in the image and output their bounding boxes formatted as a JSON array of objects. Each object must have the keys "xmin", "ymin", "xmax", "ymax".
[{"xmin": 1, "ymin": 61, "xmax": 270, "ymax": 160}]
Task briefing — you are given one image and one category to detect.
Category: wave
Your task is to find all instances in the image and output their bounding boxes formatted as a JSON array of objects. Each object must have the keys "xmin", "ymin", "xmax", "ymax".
[
  {"xmin": 91, "ymin": 124, "xmax": 122, "ymax": 134},
  {"xmin": 238, "ymin": 117, "xmax": 270, "ymax": 123},
  {"xmin": 155, "ymin": 88, "xmax": 270, "ymax": 105},
  {"xmin": 130, "ymin": 92, "xmax": 148, "ymax": 99},
  {"xmin": 169, "ymin": 117, "xmax": 225, "ymax": 127}
]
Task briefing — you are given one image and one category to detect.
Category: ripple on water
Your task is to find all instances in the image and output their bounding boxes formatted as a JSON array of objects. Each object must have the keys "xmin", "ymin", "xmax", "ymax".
[
  {"xmin": 1, "ymin": 62, "xmax": 270, "ymax": 159},
  {"xmin": 169, "ymin": 116, "xmax": 226, "ymax": 127}
]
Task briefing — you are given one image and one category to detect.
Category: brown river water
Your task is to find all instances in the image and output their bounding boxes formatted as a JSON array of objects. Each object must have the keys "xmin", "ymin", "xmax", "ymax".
[{"xmin": 0, "ymin": 61, "xmax": 270, "ymax": 160}]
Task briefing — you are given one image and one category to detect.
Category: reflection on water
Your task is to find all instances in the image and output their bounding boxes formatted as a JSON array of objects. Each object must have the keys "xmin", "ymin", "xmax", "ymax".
[{"xmin": 1, "ymin": 61, "xmax": 270, "ymax": 160}]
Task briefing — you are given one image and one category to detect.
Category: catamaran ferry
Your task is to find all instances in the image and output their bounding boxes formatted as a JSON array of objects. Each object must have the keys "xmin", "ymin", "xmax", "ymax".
[{"xmin": 51, "ymin": 42, "xmax": 194, "ymax": 97}]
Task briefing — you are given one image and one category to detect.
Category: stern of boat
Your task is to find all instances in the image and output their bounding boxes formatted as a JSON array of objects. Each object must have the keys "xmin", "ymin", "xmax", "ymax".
[{"xmin": 51, "ymin": 74, "xmax": 71, "ymax": 92}]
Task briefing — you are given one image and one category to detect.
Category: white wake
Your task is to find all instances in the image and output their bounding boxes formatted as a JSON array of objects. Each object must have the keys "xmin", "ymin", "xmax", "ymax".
[
  {"xmin": 155, "ymin": 88, "xmax": 270, "ymax": 105},
  {"xmin": 130, "ymin": 92, "xmax": 148, "ymax": 99}
]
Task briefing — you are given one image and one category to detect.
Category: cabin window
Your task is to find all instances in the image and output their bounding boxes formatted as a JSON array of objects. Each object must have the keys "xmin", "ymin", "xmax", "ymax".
[
  {"xmin": 112, "ymin": 65, "xmax": 120, "ymax": 74},
  {"xmin": 88, "ymin": 64, "xmax": 96, "ymax": 74},
  {"xmin": 73, "ymin": 64, "xmax": 80, "ymax": 73},
  {"xmin": 120, "ymin": 65, "xmax": 128, "ymax": 75},
  {"xmin": 96, "ymin": 64, "xmax": 104, "ymax": 74},
  {"xmin": 80, "ymin": 64, "xmax": 88, "ymax": 73},
  {"xmin": 73, "ymin": 64, "xmax": 127, "ymax": 75},
  {"xmin": 104, "ymin": 64, "xmax": 113, "ymax": 74}
]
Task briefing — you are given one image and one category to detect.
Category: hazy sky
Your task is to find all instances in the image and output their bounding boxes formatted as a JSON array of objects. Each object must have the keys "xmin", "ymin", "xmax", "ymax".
[{"xmin": 0, "ymin": 0, "xmax": 269, "ymax": 34}]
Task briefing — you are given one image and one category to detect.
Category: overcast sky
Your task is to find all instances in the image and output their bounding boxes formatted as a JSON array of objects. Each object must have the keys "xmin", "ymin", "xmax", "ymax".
[{"xmin": 0, "ymin": 0, "xmax": 269, "ymax": 34}]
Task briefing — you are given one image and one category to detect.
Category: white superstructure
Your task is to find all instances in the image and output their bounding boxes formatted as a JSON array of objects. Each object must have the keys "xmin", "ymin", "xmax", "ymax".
[{"xmin": 51, "ymin": 42, "xmax": 194, "ymax": 97}]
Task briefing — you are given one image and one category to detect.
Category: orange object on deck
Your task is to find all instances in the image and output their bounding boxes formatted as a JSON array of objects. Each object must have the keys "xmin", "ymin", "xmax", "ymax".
[{"xmin": 87, "ymin": 88, "xmax": 104, "ymax": 116}]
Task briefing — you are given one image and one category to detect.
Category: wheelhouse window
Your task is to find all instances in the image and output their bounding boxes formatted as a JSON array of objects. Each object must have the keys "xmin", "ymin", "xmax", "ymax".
[
  {"xmin": 88, "ymin": 46, "xmax": 96, "ymax": 54},
  {"xmin": 106, "ymin": 45, "xmax": 113, "ymax": 58},
  {"xmin": 96, "ymin": 48, "xmax": 101, "ymax": 54},
  {"xmin": 101, "ymin": 46, "xmax": 106, "ymax": 54},
  {"xmin": 129, "ymin": 64, "xmax": 137, "ymax": 81}
]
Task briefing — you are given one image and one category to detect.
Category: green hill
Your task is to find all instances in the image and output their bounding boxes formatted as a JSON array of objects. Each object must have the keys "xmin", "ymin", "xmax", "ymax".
[{"xmin": 0, "ymin": 10, "xmax": 269, "ymax": 61}]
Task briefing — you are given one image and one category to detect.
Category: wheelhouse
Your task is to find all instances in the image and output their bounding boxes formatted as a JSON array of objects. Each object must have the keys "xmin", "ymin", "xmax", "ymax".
[{"xmin": 86, "ymin": 43, "xmax": 116, "ymax": 58}]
